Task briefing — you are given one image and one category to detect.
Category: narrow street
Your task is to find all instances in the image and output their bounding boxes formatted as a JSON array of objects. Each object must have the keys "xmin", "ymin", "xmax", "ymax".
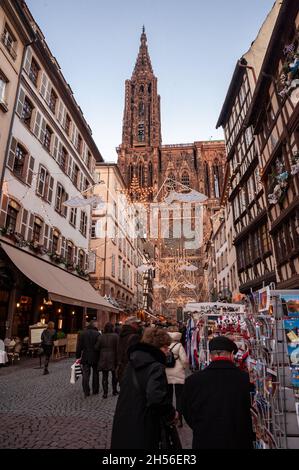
[{"xmin": 0, "ymin": 358, "xmax": 192, "ymax": 449}]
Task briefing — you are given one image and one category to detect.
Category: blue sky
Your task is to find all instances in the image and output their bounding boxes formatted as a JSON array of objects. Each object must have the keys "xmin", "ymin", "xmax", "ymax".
[{"xmin": 26, "ymin": 0, "xmax": 275, "ymax": 161}]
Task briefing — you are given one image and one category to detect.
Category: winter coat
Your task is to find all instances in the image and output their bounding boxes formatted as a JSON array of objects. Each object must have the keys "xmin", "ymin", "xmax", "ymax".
[
  {"xmin": 111, "ymin": 342, "xmax": 176, "ymax": 449},
  {"xmin": 95, "ymin": 332, "xmax": 119, "ymax": 371},
  {"xmin": 165, "ymin": 332, "xmax": 188, "ymax": 385},
  {"xmin": 117, "ymin": 324, "xmax": 140, "ymax": 383},
  {"xmin": 182, "ymin": 360, "xmax": 254, "ymax": 449},
  {"xmin": 76, "ymin": 326, "xmax": 100, "ymax": 365},
  {"xmin": 41, "ymin": 329, "xmax": 56, "ymax": 347}
]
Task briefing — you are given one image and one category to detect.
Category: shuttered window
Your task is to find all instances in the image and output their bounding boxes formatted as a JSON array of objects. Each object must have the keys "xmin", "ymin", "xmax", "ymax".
[{"xmin": 80, "ymin": 211, "xmax": 87, "ymax": 237}]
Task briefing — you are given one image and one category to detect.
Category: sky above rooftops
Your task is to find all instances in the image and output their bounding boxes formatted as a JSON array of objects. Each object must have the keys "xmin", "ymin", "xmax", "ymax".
[{"xmin": 26, "ymin": 0, "xmax": 274, "ymax": 162}]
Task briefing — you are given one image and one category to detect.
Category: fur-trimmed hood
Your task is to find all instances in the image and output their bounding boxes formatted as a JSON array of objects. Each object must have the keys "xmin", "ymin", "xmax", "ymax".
[{"xmin": 128, "ymin": 342, "xmax": 166, "ymax": 370}]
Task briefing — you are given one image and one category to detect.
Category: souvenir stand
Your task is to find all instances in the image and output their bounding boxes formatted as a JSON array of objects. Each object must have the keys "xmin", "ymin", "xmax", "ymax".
[
  {"xmin": 243, "ymin": 288, "xmax": 299, "ymax": 449},
  {"xmin": 183, "ymin": 302, "xmax": 246, "ymax": 371}
]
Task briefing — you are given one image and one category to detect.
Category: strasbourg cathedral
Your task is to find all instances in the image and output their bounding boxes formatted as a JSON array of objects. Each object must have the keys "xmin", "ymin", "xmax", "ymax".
[{"xmin": 117, "ymin": 28, "xmax": 226, "ymax": 316}]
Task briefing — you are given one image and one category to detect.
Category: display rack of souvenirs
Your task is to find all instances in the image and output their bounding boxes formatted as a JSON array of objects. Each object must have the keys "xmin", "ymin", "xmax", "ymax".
[{"xmin": 244, "ymin": 288, "xmax": 299, "ymax": 449}]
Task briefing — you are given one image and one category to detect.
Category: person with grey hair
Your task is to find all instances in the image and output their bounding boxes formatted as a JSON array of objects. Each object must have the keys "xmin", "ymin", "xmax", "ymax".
[{"xmin": 76, "ymin": 320, "xmax": 100, "ymax": 398}]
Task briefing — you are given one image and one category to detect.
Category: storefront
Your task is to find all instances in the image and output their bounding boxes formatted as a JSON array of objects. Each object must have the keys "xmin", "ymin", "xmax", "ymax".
[
  {"xmin": 0, "ymin": 241, "xmax": 118, "ymax": 339},
  {"xmin": 184, "ymin": 293, "xmax": 299, "ymax": 449}
]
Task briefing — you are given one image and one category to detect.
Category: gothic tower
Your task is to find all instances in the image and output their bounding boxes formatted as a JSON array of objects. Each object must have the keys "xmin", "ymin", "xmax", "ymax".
[{"xmin": 117, "ymin": 27, "xmax": 161, "ymax": 194}]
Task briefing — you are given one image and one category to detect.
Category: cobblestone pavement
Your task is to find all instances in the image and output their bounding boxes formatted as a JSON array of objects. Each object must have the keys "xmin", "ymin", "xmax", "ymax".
[{"xmin": 0, "ymin": 358, "xmax": 192, "ymax": 449}]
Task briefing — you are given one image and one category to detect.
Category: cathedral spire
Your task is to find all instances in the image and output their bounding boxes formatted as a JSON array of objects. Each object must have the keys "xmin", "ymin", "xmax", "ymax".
[{"xmin": 133, "ymin": 26, "xmax": 153, "ymax": 76}]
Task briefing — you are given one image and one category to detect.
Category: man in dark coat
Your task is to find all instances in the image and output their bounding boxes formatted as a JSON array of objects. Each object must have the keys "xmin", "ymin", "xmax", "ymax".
[
  {"xmin": 95, "ymin": 322, "xmax": 119, "ymax": 398},
  {"xmin": 117, "ymin": 316, "xmax": 141, "ymax": 384},
  {"xmin": 111, "ymin": 328, "xmax": 176, "ymax": 449},
  {"xmin": 76, "ymin": 320, "xmax": 100, "ymax": 397},
  {"xmin": 182, "ymin": 336, "xmax": 254, "ymax": 449}
]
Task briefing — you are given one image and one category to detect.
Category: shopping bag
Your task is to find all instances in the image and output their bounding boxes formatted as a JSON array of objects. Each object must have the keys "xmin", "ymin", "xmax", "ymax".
[
  {"xmin": 70, "ymin": 363, "xmax": 76, "ymax": 384},
  {"xmin": 70, "ymin": 360, "xmax": 82, "ymax": 384},
  {"xmin": 75, "ymin": 362, "xmax": 82, "ymax": 380}
]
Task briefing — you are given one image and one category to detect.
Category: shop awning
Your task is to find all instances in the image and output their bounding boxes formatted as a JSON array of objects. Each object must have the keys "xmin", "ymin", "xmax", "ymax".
[{"xmin": 1, "ymin": 242, "xmax": 118, "ymax": 311}]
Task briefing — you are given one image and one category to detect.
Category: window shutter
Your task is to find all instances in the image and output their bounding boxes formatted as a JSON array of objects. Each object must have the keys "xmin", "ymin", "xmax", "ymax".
[
  {"xmin": 24, "ymin": 47, "xmax": 32, "ymax": 75},
  {"xmin": 26, "ymin": 156, "xmax": 35, "ymax": 186},
  {"xmin": 47, "ymin": 176, "xmax": 54, "ymax": 203},
  {"xmin": 53, "ymin": 135, "xmax": 59, "ymax": 161},
  {"xmin": 61, "ymin": 236, "xmax": 66, "ymax": 259},
  {"xmin": 43, "ymin": 224, "xmax": 49, "ymax": 249},
  {"xmin": 20, "ymin": 208, "xmax": 28, "ymax": 238},
  {"xmin": 63, "ymin": 193, "xmax": 68, "ymax": 217},
  {"xmin": 67, "ymin": 157, "xmax": 73, "ymax": 177},
  {"xmin": 33, "ymin": 111, "xmax": 42, "ymax": 138},
  {"xmin": 48, "ymin": 228, "xmax": 53, "ymax": 252},
  {"xmin": 40, "ymin": 118, "xmax": 46, "ymax": 144},
  {"xmin": 0, "ymin": 194, "xmax": 9, "ymax": 227},
  {"xmin": 27, "ymin": 213, "xmax": 34, "ymax": 242},
  {"xmin": 58, "ymin": 100, "xmax": 64, "ymax": 123},
  {"xmin": 87, "ymin": 251, "xmax": 96, "ymax": 273},
  {"xmin": 16, "ymin": 88, "xmax": 26, "ymax": 118},
  {"xmin": 71, "ymin": 123, "xmax": 75, "ymax": 144},
  {"xmin": 40, "ymin": 72, "xmax": 47, "ymax": 99},
  {"xmin": 46, "ymin": 82, "xmax": 51, "ymax": 107},
  {"xmin": 74, "ymin": 247, "xmax": 78, "ymax": 266},
  {"xmin": 7, "ymin": 137, "xmax": 17, "ymax": 171},
  {"xmin": 57, "ymin": 141, "xmax": 63, "ymax": 166},
  {"xmin": 79, "ymin": 172, "xmax": 84, "ymax": 191},
  {"xmin": 62, "ymin": 107, "xmax": 66, "ymax": 129}
]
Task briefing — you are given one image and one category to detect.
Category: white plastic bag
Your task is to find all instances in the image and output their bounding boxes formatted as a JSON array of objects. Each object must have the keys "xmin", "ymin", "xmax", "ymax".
[{"xmin": 70, "ymin": 363, "xmax": 76, "ymax": 384}]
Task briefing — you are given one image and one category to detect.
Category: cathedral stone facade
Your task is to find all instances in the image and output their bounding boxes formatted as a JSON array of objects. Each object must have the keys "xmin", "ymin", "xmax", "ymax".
[{"xmin": 117, "ymin": 28, "xmax": 226, "ymax": 311}]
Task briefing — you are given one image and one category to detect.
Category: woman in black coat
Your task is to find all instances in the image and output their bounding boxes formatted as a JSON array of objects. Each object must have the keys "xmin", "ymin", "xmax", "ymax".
[
  {"xmin": 111, "ymin": 328, "xmax": 176, "ymax": 449},
  {"xmin": 95, "ymin": 323, "xmax": 119, "ymax": 398}
]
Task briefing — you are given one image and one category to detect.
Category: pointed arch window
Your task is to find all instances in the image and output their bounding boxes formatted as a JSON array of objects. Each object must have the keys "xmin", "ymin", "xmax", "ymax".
[
  {"xmin": 138, "ymin": 123, "xmax": 145, "ymax": 142},
  {"xmin": 204, "ymin": 162, "xmax": 211, "ymax": 198},
  {"xmin": 213, "ymin": 160, "xmax": 221, "ymax": 198},
  {"xmin": 181, "ymin": 171, "xmax": 190, "ymax": 188},
  {"xmin": 128, "ymin": 164, "xmax": 134, "ymax": 185},
  {"xmin": 148, "ymin": 161, "xmax": 153, "ymax": 186},
  {"xmin": 138, "ymin": 163, "xmax": 144, "ymax": 187},
  {"xmin": 139, "ymin": 85, "xmax": 144, "ymax": 94},
  {"xmin": 138, "ymin": 101, "xmax": 145, "ymax": 117},
  {"xmin": 148, "ymin": 83, "xmax": 152, "ymax": 94}
]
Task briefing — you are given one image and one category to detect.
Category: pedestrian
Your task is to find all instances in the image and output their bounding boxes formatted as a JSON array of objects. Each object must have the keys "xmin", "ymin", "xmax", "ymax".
[
  {"xmin": 95, "ymin": 322, "xmax": 119, "ymax": 399},
  {"xmin": 166, "ymin": 327, "xmax": 189, "ymax": 428},
  {"xmin": 111, "ymin": 327, "xmax": 176, "ymax": 449},
  {"xmin": 182, "ymin": 335, "xmax": 254, "ymax": 449},
  {"xmin": 117, "ymin": 316, "xmax": 141, "ymax": 384},
  {"xmin": 76, "ymin": 320, "xmax": 100, "ymax": 398},
  {"xmin": 114, "ymin": 322, "xmax": 121, "ymax": 335},
  {"xmin": 41, "ymin": 321, "xmax": 56, "ymax": 375}
]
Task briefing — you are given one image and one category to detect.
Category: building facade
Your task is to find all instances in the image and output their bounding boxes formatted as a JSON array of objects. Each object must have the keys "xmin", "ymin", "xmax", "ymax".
[
  {"xmin": 216, "ymin": 0, "xmax": 281, "ymax": 294},
  {"xmin": 247, "ymin": 0, "xmax": 299, "ymax": 288},
  {"xmin": 117, "ymin": 28, "xmax": 226, "ymax": 313},
  {"xmin": 0, "ymin": 1, "xmax": 115, "ymax": 340},
  {"xmin": 0, "ymin": 0, "xmax": 34, "ymax": 190},
  {"xmin": 90, "ymin": 163, "xmax": 140, "ymax": 322}
]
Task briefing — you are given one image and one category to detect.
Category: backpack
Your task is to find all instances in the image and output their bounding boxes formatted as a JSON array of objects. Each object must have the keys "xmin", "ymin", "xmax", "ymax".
[{"xmin": 165, "ymin": 343, "xmax": 180, "ymax": 368}]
